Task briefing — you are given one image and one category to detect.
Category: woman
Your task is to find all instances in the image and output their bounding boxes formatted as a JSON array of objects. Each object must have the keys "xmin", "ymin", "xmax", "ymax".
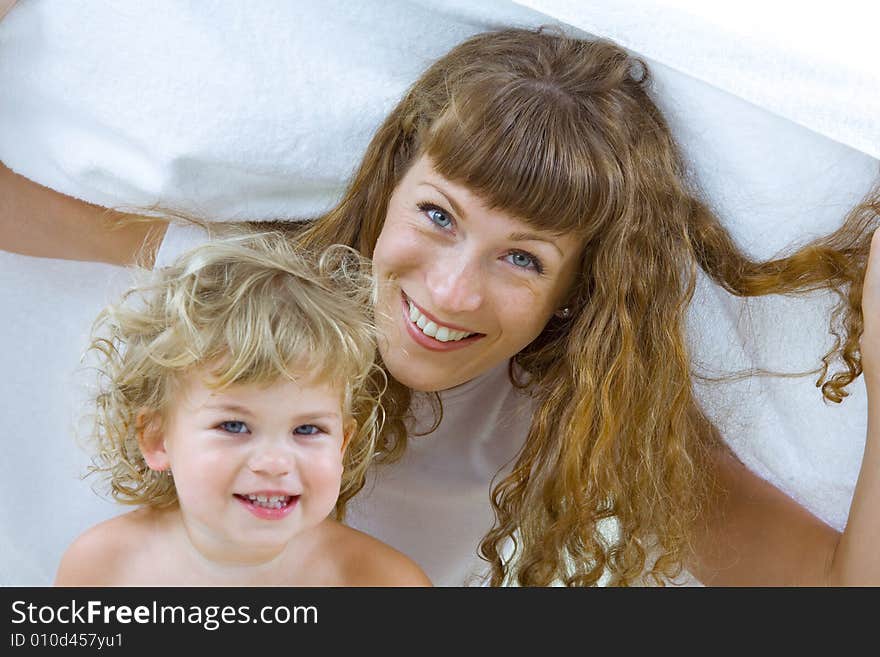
[{"xmin": 4, "ymin": 24, "xmax": 879, "ymax": 586}]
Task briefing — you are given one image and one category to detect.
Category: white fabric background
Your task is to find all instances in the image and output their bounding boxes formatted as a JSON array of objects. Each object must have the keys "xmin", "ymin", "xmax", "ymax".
[{"xmin": 0, "ymin": 0, "xmax": 877, "ymax": 584}]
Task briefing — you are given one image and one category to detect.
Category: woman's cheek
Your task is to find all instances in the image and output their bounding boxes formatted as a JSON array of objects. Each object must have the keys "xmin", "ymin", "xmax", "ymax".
[
  {"xmin": 375, "ymin": 221, "xmax": 435, "ymax": 274},
  {"xmin": 497, "ymin": 278, "xmax": 553, "ymax": 328}
]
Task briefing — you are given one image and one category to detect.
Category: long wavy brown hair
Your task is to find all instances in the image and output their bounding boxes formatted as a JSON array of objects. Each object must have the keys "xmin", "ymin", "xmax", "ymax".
[{"xmin": 264, "ymin": 27, "xmax": 879, "ymax": 585}]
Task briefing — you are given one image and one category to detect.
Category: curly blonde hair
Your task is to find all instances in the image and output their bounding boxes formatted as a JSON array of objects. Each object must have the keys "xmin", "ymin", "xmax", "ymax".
[{"xmin": 87, "ymin": 231, "xmax": 385, "ymax": 516}]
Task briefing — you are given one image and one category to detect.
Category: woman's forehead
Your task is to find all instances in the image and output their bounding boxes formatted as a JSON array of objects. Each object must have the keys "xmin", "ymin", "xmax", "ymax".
[{"xmin": 404, "ymin": 155, "xmax": 583, "ymax": 245}]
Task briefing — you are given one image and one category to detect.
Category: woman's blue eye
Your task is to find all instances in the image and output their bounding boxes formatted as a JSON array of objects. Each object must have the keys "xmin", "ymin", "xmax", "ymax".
[
  {"xmin": 294, "ymin": 424, "xmax": 321, "ymax": 436},
  {"xmin": 505, "ymin": 251, "xmax": 543, "ymax": 273},
  {"xmin": 219, "ymin": 421, "xmax": 249, "ymax": 434},
  {"xmin": 428, "ymin": 208, "xmax": 452, "ymax": 228},
  {"xmin": 418, "ymin": 203, "xmax": 453, "ymax": 229}
]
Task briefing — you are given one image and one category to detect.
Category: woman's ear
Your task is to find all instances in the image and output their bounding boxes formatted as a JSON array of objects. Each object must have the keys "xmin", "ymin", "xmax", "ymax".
[
  {"xmin": 136, "ymin": 409, "xmax": 170, "ymax": 472},
  {"xmin": 341, "ymin": 418, "xmax": 357, "ymax": 454}
]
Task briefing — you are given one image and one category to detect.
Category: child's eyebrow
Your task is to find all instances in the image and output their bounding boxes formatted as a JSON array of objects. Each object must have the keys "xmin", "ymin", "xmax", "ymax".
[
  {"xmin": 203, "ymin": 402, "xmax": 253, "ymax": 416},
  {"xmin": 202, "ymin": 404, "xmax": 341, "ymax": 423},
  {"xmin": 296, "ymin": 412, "xmax": 342, "ymax": 423}
]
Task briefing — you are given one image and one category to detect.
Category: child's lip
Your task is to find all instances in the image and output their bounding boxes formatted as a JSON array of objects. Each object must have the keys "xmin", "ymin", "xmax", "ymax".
[{"xmin": 235, "ymin": 494, "xmax": 299, "ymax": 520}]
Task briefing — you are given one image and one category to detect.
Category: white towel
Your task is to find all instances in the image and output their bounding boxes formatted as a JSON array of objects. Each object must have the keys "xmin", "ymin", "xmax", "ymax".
[
  {"xmin": 516, "ymin": 0, "xmax": 880, "ymax": 159},
  {"xmin": 0, "ymin": 0, "xmax": 552, "ymax": 219}
]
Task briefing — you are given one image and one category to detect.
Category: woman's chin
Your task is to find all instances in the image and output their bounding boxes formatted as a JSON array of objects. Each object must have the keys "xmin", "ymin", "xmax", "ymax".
[
  {"xmin": 382, "ymin": 352, "xmax": 471, "ymax": 392},
  {"xmin": 389, "ymin": 368, "xmax": 457, "ymax": 393}
]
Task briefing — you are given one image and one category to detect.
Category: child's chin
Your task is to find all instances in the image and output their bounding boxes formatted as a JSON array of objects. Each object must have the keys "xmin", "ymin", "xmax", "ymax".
[{"xmin": 228, "ymin": 532, "xmax": 297, "ymax": 556}]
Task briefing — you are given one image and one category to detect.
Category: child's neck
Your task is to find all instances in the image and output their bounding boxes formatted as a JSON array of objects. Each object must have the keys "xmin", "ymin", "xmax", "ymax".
[{"xmin": 169, "ymin": 508, "xmax": 328, "ymax": 585}]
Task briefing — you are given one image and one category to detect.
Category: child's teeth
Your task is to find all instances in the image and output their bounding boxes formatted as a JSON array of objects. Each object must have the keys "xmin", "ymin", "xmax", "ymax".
[{"xmin": 245, "ymin": 494, "xmax": 291, "ymax": 509}]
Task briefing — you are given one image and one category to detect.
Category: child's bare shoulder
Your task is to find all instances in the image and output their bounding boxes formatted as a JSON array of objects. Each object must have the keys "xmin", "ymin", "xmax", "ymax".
[
  {"xmin": 54, "ymin": 507, "xmax": 164, "ymax": 586},
  {"xmin": 322, "ymin": 522, "xmax": 432, "ymax": 587}
]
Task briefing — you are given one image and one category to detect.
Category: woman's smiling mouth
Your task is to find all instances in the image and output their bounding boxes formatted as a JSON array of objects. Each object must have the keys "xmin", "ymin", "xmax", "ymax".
[{"xmin": 400, "ymin": 292, "xmax": 484, "ymax": 352}]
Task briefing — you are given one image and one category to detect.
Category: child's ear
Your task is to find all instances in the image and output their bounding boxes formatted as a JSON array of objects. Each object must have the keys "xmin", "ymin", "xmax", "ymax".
[
  {"xmin": 341, "ymin": 418, "xmax": 357, "ymax": 454},
  {"xmin": 136, "ymin": 409, "xmax": 170, "ymax": 472}
]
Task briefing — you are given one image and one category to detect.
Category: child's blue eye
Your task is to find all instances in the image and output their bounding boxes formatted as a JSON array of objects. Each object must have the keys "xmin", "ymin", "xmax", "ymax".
[
  {"xmin": 219, "ymin": 421, "xmax": 249, "ymax": 434},
  {"xmin": 294, "ymin": 424, "xmax": 321, "ymax": 436},
  {"xmin": 417, "ymin": 203, "xmax": 453, "ymax": 230}
]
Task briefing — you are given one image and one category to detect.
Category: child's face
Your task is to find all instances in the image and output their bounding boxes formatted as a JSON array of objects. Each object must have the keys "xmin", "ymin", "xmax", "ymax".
[{"xmin": 143, "ymin": 368, "xmax": 351, "ymax": 561}]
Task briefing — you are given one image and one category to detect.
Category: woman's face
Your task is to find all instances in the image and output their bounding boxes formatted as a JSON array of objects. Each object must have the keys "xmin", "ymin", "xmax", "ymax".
[{"xmin": 373, "ymin": 155, "xmax": 584, "ymax": 392}]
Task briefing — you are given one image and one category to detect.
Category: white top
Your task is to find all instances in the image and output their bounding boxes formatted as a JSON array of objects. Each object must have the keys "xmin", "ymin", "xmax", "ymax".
[{"xmin": 347, "ymin": 363, "xmax": 533, "ymax": 586}]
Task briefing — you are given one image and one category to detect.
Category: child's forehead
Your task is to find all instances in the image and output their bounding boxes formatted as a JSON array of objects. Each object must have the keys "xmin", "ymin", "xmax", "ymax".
[{"xmin": 173, "ymin": 364, "xmax": 347, "ymax": 415}]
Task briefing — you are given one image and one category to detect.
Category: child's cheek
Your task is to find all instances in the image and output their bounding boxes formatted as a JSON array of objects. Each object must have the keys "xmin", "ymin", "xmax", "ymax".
[
  {"xmin": 312, "ymin": 451, "xmax": 345, "ymax": 487},
  {"xmin": 173, "ymin": 448, "xmax": 231, "ymax": 498}
]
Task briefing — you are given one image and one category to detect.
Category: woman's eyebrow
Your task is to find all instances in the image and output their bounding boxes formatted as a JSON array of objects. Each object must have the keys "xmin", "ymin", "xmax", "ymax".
[
  {"xmin": 424, "ymin": 181, "xmax": 564, "ymax": 257},
  {"xmin": 507, "ymin": 231, "xmax": 564, "ymax": 257},
  {"xmin": 423, "ymin": 182, "xmax": 465, "ymax": 218}
]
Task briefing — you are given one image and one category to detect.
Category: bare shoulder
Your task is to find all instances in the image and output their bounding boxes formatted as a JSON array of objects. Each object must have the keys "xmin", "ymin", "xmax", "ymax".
[
  {"xmin": 688, "ymin": 447, "xmax": 838, "ymax": 586},
  {"xmin": 54, "ymin": 508, "xmax": 162, "ymax": 586},
  {"xmin": 322, "ymin": 522, "xmax": 432, "ymax": 587}
]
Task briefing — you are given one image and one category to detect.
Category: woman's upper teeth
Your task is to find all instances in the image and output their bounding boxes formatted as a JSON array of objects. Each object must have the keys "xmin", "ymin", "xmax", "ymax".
[{"xmin": 407, "ymin": 300, "xmax": 474, "ymax": 342}]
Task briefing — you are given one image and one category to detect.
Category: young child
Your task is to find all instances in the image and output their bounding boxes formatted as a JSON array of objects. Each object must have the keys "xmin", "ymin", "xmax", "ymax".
[{"xmin": 55, "ymin": 232, "xmax": 431, "ymax": 586}]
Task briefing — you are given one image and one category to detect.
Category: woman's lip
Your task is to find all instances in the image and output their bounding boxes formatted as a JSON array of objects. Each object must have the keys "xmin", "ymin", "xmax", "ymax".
[
  {"xmin": 400, "ymin": 294, "xmax": 484, "ymax": 352},
  {"xmin": 402, "ymin": 292, "xmax": 478, "ymax": 334}
]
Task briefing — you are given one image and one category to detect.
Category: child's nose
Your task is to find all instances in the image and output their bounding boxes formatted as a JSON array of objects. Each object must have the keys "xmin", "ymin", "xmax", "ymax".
[{"xmin": 247, "ymin": 444, "xmax": 294, "ymax": 477}]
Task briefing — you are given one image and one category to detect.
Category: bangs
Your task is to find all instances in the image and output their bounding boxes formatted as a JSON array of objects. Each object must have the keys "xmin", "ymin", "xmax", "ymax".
[{"xmin": 422, "ymin": 77, "xmax": 623, "ymax": 238}]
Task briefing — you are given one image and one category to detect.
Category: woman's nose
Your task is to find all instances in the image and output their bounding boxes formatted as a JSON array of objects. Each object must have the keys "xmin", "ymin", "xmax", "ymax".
[{"xmin": 425, "ymin": 251, "xmax": 483, "ymax": 313}]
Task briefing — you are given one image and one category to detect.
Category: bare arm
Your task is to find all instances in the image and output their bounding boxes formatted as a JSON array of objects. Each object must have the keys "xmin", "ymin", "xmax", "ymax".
[
  {"xmin": 688, "ymin": 448, "xmax": 839, "ymax": 586},
  {"xmin": 0, "ymin": 3, "xmax": 166, "ymax": 265},
  {"xmin": 828, "ymin": 228, "xmax": 880, "ymax": 585},
  {"xmin": 0, "ymin": 162, "xmax": 168, "ymax": 266},
  {"xmin": 0, "ymin": 0, "xmax": 17, "ymax": 22},
  {"xmin": 690, "ymin": 229, "xmax": 880, "ymax": 586}
]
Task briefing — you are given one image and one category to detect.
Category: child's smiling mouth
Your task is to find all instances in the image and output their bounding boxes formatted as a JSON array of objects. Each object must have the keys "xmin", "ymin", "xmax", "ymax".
[{"xmin": 234, "ymin": 493, "xmax": 299, "ymax": 519}]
